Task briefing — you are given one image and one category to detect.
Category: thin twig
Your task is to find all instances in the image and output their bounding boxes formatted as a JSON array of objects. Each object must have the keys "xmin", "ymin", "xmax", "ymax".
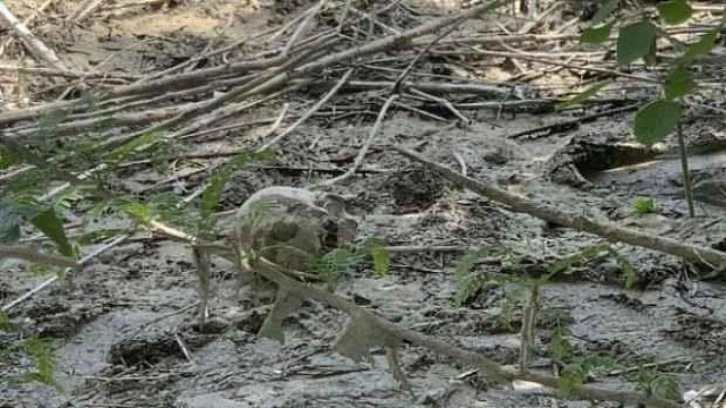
[
  {"xmin": 311, "ymin": 94, "xmax": 398, "ymax": 188},
  {"xmin": 2, "ymin": 234, "xmax": 130, "ymax": 313},
  {"xmin": 283, "ymin": 0, "xmax": 326, "ymax": 55},
  {"xmin": 259, "ymin": 67, "xmax": 354, "ymax": 152}
]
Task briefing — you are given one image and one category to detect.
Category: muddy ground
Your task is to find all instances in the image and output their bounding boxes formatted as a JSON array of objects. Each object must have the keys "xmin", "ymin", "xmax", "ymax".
[{"xmin": 2, "ymin": 1, "xmax": 726, "ymax": 407}]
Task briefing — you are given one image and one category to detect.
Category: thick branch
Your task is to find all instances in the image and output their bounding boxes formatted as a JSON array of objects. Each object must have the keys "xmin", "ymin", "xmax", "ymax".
[{"xmin": 393, "ymin": 146, "xmax": 726, "ymax": 270}]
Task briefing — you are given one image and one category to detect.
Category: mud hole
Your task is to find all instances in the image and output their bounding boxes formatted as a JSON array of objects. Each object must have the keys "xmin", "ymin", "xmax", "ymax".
[{"xmin": 2, "ymin": 1, "xmax": 726, "ymax": 408}]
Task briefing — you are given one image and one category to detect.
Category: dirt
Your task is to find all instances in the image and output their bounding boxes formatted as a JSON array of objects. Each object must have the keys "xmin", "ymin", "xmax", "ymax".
[{"xmin": 2, "ymin": 1, "xmax": 726, "ymax": 408}]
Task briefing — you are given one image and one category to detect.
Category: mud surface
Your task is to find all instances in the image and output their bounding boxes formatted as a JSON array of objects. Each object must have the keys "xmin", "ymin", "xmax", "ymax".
[{"xmin": 2, "ymin": 1, "xmax": 726, "ymax": 407}]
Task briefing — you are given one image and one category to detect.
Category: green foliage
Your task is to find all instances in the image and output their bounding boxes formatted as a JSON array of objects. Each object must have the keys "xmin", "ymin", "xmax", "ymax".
[
  {"xmin": 547, "ymin": 321, "xmax": 575, "ymax": 362},
  {"xmin": 657, "ymin": 0, "xmax": 692, "ymax": 25},
  {"xmin": 664, "ymin": 65, "xmax": 694, "ymax": 99},
  {"xmin": 632, "ymin": 197, "xmax": 657, "ymax": 214},
  {"xmin": 683, "ymin": 29, "xmax": 718, "ymax": 60},
  {"xmin": 198, "ymin": 150, "xmax": 271, "ymax": 236},
  {"xmin": 581, "ymin": 22, "xmax": 614, "ymax": 44},
  {"xmin": 575, "ymin": 1, "xmax": 721, "ymax": 147},
  {"xmin": 631, "ymin": 367, "xmax": 682, "ymax": 400},
  {"xmin": 452, "ymin": 245, "xmax": 512, "ymax": 306},
  {"xmin": 120, "ymin": 201, "xmax": 154, "ymax": 226},
  {"xmin": 0, "ymin": 333, "xmax": 59, "ymax": 390},
  {"xmin": 0, "ymin": 144, "xmax": 22, "ymax": 169},
  {"xmin": 312, "ymin": 247, "xmax": 363, "ymax": 290},
  {"xmin": 558, "ymin": 81, "xmax": 612, "ymax": 109},
  {"xmin": 633, "ymin": 100, "xmax": 682, "ymax": 146},
  {"xmin": 22, "ymin": 337, "xmax": 59, "ymax": 390},
  {"xmin": 558, "ymin": 364, "xmax": 586, "ymax": 397},
  {"xmin": 546, "ymin": 243, "xmax": 636, "ymax": 288},
  {"xmin": 616, "ymin": 21, "xmax": 656, "ymax": 66},
  {"xmin": 103, "ymin": 130, "xmax": 161, "ymax": 166},
  {"xmin": 0, "ymin": 199, "xmax": 30, "ymax": 244},
  {"xmin": 362, "ymin": 237, "xmax": 390, "ymax": 277},
  {"xmin": 30, "ymin": 208, "xmax": 74, "ymax": 258}
]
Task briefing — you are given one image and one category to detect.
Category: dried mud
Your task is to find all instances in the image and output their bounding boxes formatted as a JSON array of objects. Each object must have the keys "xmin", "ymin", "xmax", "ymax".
[{"xmin": 2, "ymin": 1, "xmax": 726, "ymax": 408}]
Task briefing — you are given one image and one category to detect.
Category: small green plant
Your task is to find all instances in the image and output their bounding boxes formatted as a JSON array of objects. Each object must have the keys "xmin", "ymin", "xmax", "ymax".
[
  {"xmin": 632, "ymin": 197, "xmax": 657, "ymax": 214},
  {"xmin": 568, "ymin": 0, "xmax": 723, "ymax": 216},
  {"xmin": 546, "ymin": 243, "xmax": 636, "ymax": 289},
  {"xmin": 630, "ymin": 366, "xmax": 682, "ymax": 401}
]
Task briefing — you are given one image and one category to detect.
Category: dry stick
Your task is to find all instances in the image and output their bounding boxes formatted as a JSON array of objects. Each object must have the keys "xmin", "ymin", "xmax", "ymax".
[
  {"xmin": 439, "ymin": 32, "xmax": 580, "ymax": 46},
  {"xmin": 146, "ymin": 221, "xmax": 680, "ymax": 408},
  {"xmin": 258, "ymin": 67, "xmax": 354, "ymax": 151},
  {"xmin": 70, "ymin": 0, "xmax": 108, "ymax": 22},
  {"xmin": 0, "ymin": 54, "xmax": 286, "ymax": 127},
  {"xmin": 391, "ymin": 15, "xmax": 466, "ymax": 92},
  {"xmin": 517, "ymin": 0, "xmax": 561, "ymax": 34},
  {"xmin": 0, "ymin": 1, "xmax": 497, "ymax": 128},
  {"xmin": 407, "ymin": 88, "xmax": 470, "ymax": 123},
  {"xmin": 171, "ymin": 82, "xmax": 302, "ymax": 141},
  {"xmin": 301, "ymin": 79, "xmax": 513, "ymax": 99},
  {"xmin": 348, "ymin": 7, "xmax": 401, "ymax": 35},
  {"xmin": 0, "ymin": 1, "xmax": 65, "ymax": 70},
  {"xmin": 1, "ymin": 234, "xmax": 130, "ymax": 313},
  {"xmin": 93, "ymin": 39, "xmax": 329, "ymax": 155},
  {"xmin": 380, "ymin": 96, "xmax": 448, "ymax": 122},
  {"xmin": 311, "ymin": 94, "xmax": 398, "ymax": 188},
  {"xmin": 0, "ymin": 65, "xmax": 138, "ymax": 80},
  {"xmin": 296, "ymin": 0, "xmax": 505, "ymax": 75},
  {"xmin": 177, "ymin": 102, "xmax": 291, "ymax": 204},
  {"xmin": 452, "ymin": 47, "xmax": 660, "ymax": 84},
  {"xmin": 269, "ymin": 5, "xmax": 318, "ymax": 44},
  {"xmin": 394, "ymin": 146, "xmax": 726, "ymax": 270},
  {"xmin": 283, "ymin": 0, "xmax": 326, "ymax": 55},
  {"xmin": 505, "ymin": 103, "xmax": 641, "ymax": 140},
  {"xmin": 13, "ymin": 3, "xmax": 506, "ymax": 217},
  {"xmin": 0, "ymin": 0, "xmax": 54, "ymax": 57},
  {"xmin": 9, "ymin": 102, "xmax": 198, "ymax": 139}
]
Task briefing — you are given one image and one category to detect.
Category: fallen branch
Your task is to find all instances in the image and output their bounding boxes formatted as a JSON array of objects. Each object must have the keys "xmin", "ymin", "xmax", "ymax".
[
  {"xmin": 311, "ymin": 93, "xmax": 398, "ymax": 188},
  {"xmin": 0, "ymin": 2, "xmax": 66, "ymax": 70},
  {"xmin": 393, "ymin": 145, "xmax": 726, "ymax": 271}
]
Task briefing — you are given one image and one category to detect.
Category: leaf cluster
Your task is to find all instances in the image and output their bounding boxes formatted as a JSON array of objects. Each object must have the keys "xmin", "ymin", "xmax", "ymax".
[{"xmin": 573, "ymin": 0, "xmax": 722, "ymax": 145}]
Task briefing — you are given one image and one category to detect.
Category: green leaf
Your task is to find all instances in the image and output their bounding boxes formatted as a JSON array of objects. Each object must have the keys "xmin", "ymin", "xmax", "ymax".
[
  {"xmin": 0, "ymin": 145, "xmax": 22, "ymax": 169},
  {"xmin": 632, "ymin": 197, "xmax": 656, "ymax": 214},
  {"xmin": 198, "ymin": 149, "xmax": 273, "ymax": 235},
  {"xmin": 664, "ymin": 65, "xmax": 694, "ymax": 99},
  {"xmin": 684, "ymin": 30, "xmax": 717, "ymax": 60},
  {"xmin": 581, "ymin": 22, "xmax": 614, "ymax": 44},
  {"xmin": 558, "ymin": 365, "xmax": 585, "ymax": 398},
  {"xmin": 23, "ymin": 337, "xmax": 60, "ymax": 390},
  {"xmin": 104, "ymin": 130, "xmax": 160, "ymax": 164},
  {"xmin": 557, "ymin": 81, "xmax": 611, "ymax": 109},
  {"xmin": 121, "ymin": 201, "xmax": 153, "ymax": 225},
  {"xmin": 30, "ymin": 208, "xmax": 73, "ymax": 257},
  {"xmin": 634, "ymin": 100, "xmax": 682, "ymax": 145},
  {"xmin": 363, "ymin": 237, "xmax": 390, "ymax": 277},
  {"xmin": 592, "ymin": 0, "xmax": 617, "ymax": 24},
  {"xmin": 313, "ymin": 248, "xmax": 362, "ymax": 290},
  {"xmin": 657, "ymin": 0, "xmax": 692, "ymax": 25},
  {"xmin": 617, "ymin": 21, "xmax": 657, "ymax": 65},
  {"xmin": 0, "ymin": 201, "xmax": 23, "ymax": 244}
]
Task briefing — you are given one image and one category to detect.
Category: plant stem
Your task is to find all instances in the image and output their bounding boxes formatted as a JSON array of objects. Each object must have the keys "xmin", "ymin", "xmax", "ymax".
[{"xmin": 676, "ymin": 107, "xmax": 694, "ymax": 217}]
